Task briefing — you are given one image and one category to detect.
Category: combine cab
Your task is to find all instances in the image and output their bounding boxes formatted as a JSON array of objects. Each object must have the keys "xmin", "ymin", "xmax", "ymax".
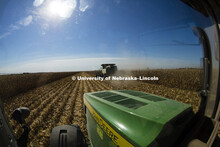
[
  {"xmin": 83, "ymin": 90, "xmax": 194, "ymax": 147},
  {"xmin": 96, "ymin": 64, "xmax": 117, "ymax": 77}
]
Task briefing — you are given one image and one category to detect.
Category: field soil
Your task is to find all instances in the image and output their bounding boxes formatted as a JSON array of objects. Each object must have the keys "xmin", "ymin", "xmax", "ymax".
[{"xmin": 1, "ymin": 71, "xmax": 205, "ymax": 146}]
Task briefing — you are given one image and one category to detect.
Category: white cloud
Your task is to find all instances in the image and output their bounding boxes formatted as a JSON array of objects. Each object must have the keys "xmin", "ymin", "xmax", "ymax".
[
  {"xmin": 0, "ymin": 56, "xmax": 200, "ymax": 74},
  {"xmin": 79, "ymin": 0, "xmax": 93, "ymax": 12},
  {"xmin": 0, "ymin": 15, "xmax": 33, "ymax": 40},
  {"xmin": 19, "ymin": 15, "xmax": 33, "ymax": 26},
  {"xmin": 0, "ymin": 25, "xmax": 19, "ymax": 40},
  {"xmin": 79, "ymin": 0, "xmax": 89, "ymax": 12},
  {"xmin": 0, "ymin": 57, "xmax": 121, "ymax": 73},
  {"xmin": 80, "ymin": 5, "xmax": 88, "ymax": 12},
  {"xmin": 9, "ymin": 24, "xmax": 19, "ymax": 31},
  {"xmin": 33, "ymin": 0, "xmax": 45, "ymax": 7},
  {"xmin": 0, "ymin": 32, "xmax": 11, "ymax": 39}
]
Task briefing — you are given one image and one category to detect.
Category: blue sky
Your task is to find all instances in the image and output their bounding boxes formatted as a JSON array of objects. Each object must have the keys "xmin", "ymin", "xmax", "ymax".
[{"xmin": 0, "ymin": 0, "xmax": 212, "ymax": 73}]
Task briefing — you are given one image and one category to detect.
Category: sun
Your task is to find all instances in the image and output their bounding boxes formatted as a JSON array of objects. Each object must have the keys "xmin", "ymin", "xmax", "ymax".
[
  {"xmin": 46, "ymin": 0, "xmax": 76, "ymax": 19},
  {"xmin": 48, "ymin": 1, "xmax": 61, "ymax": 16}
]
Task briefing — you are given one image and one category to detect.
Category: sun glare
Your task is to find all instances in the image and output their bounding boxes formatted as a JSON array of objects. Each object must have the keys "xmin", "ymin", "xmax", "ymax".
[
  {"xmin": 48, "ymin": 1, "xmax": 60, "ymax": 16},
  {"xmin": 46, "ymin": 0, "xmax": 76, "ymax": 19}
]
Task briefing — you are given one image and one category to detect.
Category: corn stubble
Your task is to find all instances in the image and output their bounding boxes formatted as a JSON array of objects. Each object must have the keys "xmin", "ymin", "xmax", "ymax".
[{"xmin": 1, "ymin": 69, "xmax": 208, "ymax": 146}]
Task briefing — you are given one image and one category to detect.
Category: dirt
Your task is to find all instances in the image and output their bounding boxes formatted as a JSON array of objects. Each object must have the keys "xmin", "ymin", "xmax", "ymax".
[{"xmin": 1, "ymin": 72, "xmax": 205, "ymax": 146}]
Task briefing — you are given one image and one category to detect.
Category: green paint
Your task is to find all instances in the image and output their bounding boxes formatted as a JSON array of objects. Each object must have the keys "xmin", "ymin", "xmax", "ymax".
[{"xmin": 84, "ymin": 90, "xmax": 191, "ymax": 147}]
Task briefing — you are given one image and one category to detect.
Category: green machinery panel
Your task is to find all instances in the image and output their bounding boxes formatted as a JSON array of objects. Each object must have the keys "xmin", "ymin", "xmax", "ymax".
[{"xmin": 84, "ymin": 90, "xmax": 192, "ymax": 147}]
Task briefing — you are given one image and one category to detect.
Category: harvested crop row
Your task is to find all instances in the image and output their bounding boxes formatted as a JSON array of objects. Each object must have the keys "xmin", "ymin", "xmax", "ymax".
[
  {"xmin": 31, "ymin": 80, "xmax": 80, "ymax": 146},
  {"xmin": 28, "ymin": 81, "xmax": 74, "ymax": 144},
  {"xmin": 3, "ymin": 76, "xmax": 73, "ymax": 136},
  {"xmin": 1, "ymin": 71, "xmax": 204, "ymax": 146},
  {"xmin": 72, "ymin": 76, "xmax": 84, "ymax": 126},
  {"xmin": 116, "ymin": 69, "xmax": 203, "ymax": 91},
  {"xmin": 0, "ymin": 72, "xmax": 78, "ymax": 99},
  {"xmin": 95, "ymin": 80, "xmax": 112, "ymax": 90},
  {"xmin": 83, "ymin": 73, "xmax": 108, "ymax": 91},
  {"xmin": 2, "ymin": 75, "xmax": 71, "ymax": 112},
  {"xmin": 56, "ymin": 80, "xmax": 80, "ymax": 126}
]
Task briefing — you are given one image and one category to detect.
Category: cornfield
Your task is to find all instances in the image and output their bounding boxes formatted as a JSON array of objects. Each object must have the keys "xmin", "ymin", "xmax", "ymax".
[{"xmin": 0, "ymin": 69, "xmax": 206, "ymax": 146}]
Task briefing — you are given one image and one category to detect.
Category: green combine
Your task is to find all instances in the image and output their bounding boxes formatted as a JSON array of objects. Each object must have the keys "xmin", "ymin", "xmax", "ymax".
[{"xmin": 84, "ymin": 90, "xmax": 194, "ymax": 147}]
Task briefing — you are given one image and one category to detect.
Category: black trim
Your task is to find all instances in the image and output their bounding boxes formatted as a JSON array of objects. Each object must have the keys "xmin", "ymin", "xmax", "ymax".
[
  {"xmin": 0, "ymin": 99, "xmax": 17, "ymax": 147},
  {"xmin": 181, "ymin": 0, "xmax": 220, "ymax": 119},
  {"xmin": 178, "ymin": 113, "xmax": 215, "ymax": 147},
  {"xmin": 148, "ymin": 108, "xmax": 194, "ymax": 147},
  {"xmin": 207, "ymin": 0, "xmax": 220, "ymax": 118},
  {"xmin": 191, "ymin": 26, "xmax": 212, "ymax": 116},
  {"xmin": 181, "ymin": 0, "xmax": 209, "ymax": 17}
]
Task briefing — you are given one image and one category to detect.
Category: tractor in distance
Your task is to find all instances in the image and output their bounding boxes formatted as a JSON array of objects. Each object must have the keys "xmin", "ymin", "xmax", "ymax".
[{"xmin": 96, "ymin": 64, "xmax": 117, "ymax": 77}]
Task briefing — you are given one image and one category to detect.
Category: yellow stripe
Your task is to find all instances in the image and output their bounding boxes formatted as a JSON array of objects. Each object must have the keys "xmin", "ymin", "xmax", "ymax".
[{"xmin": 84, "ymin": 98, "xmax": 134, "ymax": 147}]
